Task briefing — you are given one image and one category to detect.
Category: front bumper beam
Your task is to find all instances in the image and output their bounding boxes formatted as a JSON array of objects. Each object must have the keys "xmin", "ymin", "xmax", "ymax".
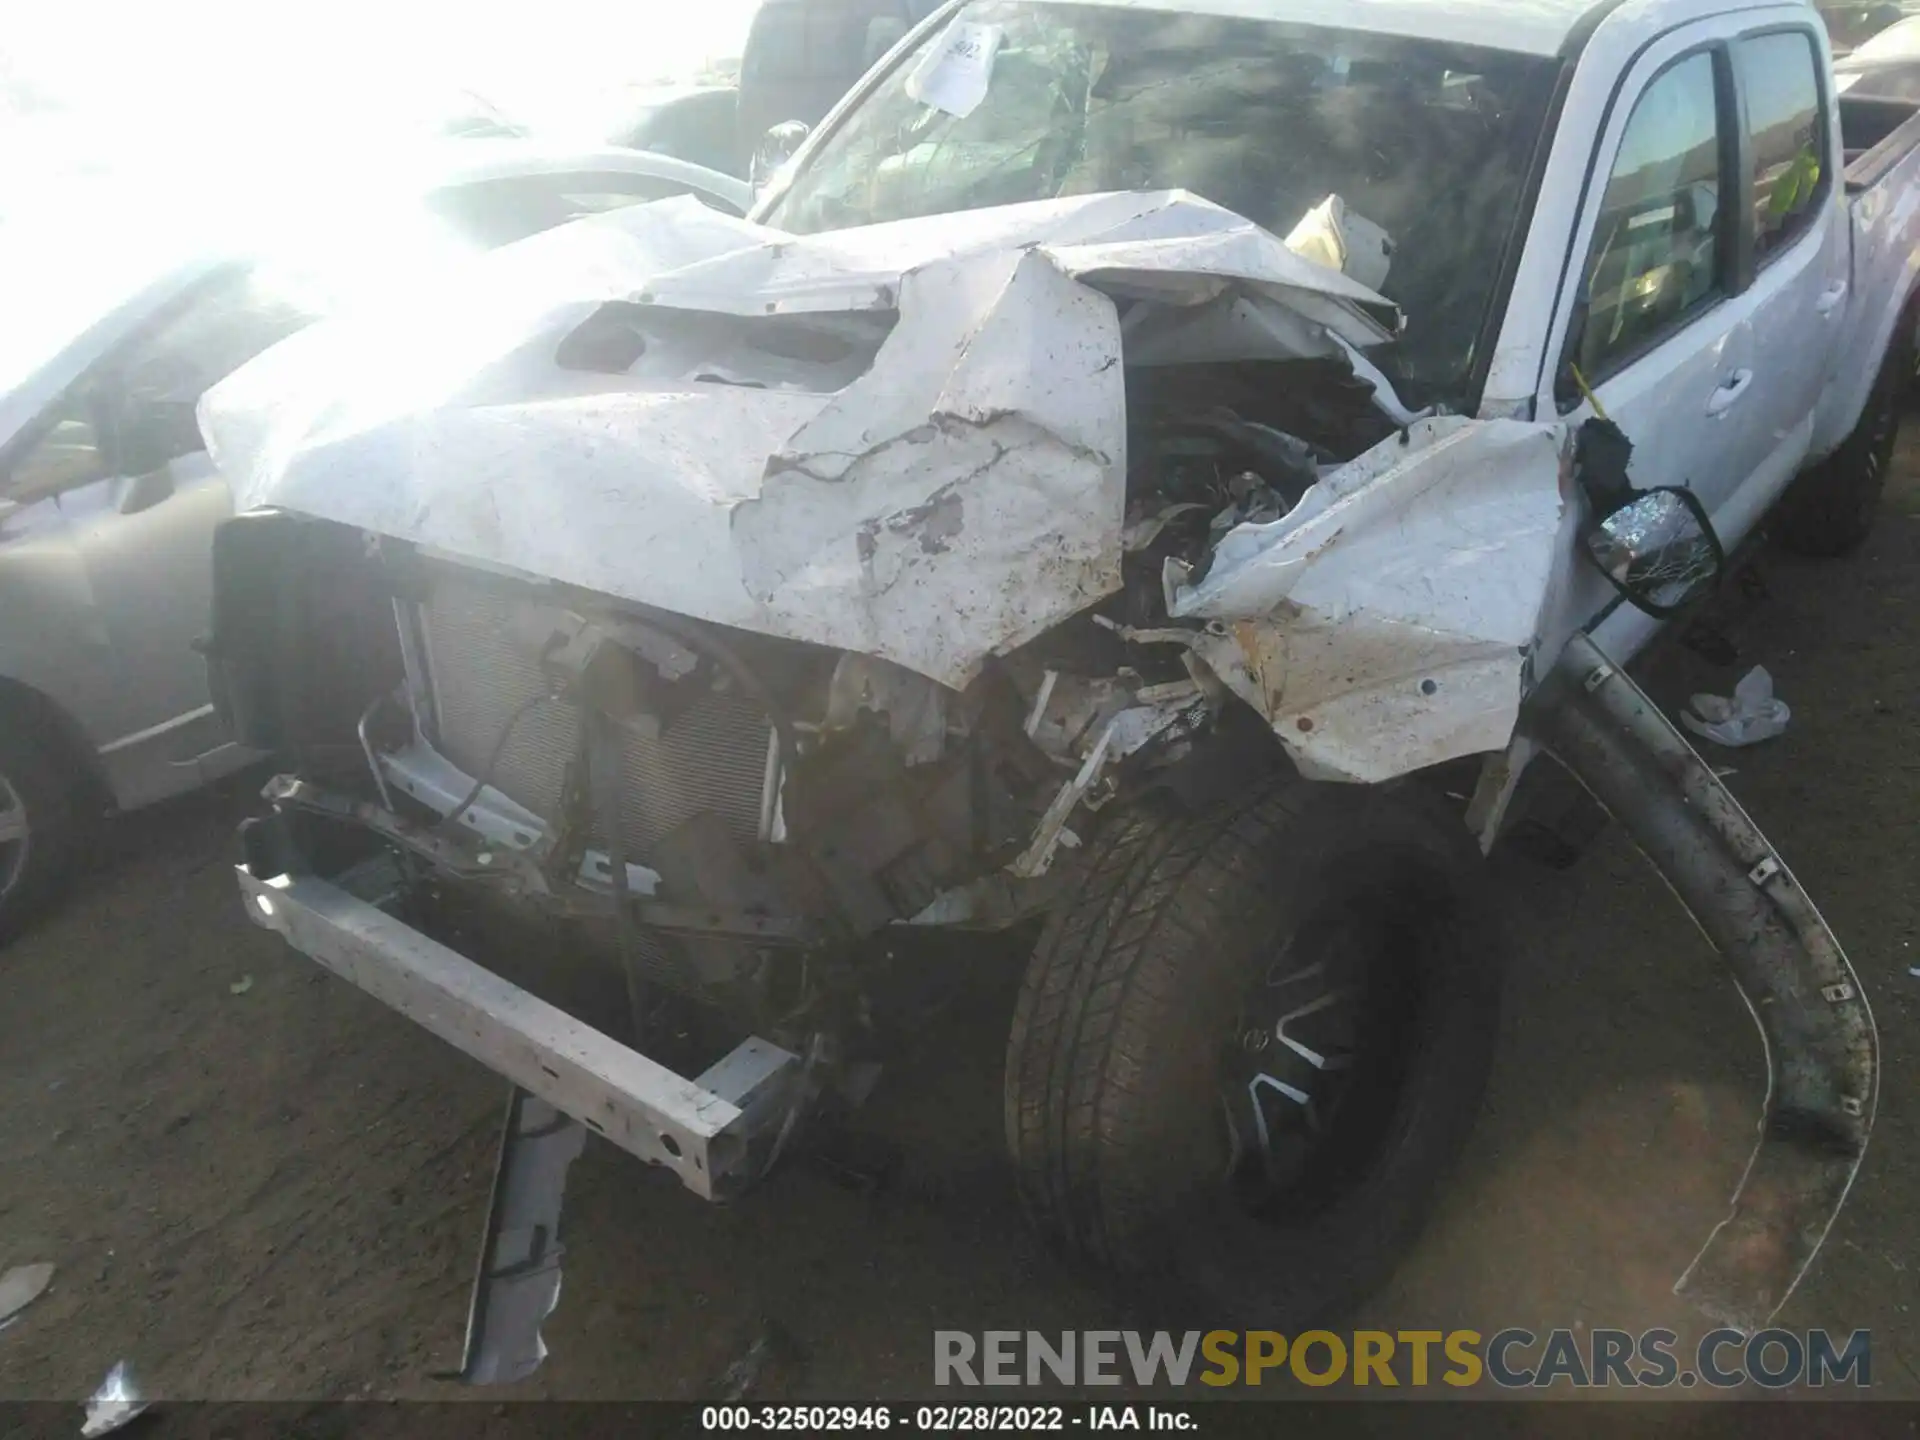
[{"xmin": 236, "ymin": 865, "xmax": 800, "ymax": 1201}]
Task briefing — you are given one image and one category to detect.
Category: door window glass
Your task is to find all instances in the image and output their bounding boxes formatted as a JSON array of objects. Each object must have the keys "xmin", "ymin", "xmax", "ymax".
[
  {"xmin": 1738, "ymin": 31, "xmax": 1828, "ymax": 262},
  {"xmin": 6, "ymin": 409, "xmax": 108, "ymax": 503},
  {"xmin": 1576, "ymin": 51, "xmax": 1727, "ymax": 380},
  {"xmin": 109, "ymin": 270, "xmax": 315, "ymax": 474}
]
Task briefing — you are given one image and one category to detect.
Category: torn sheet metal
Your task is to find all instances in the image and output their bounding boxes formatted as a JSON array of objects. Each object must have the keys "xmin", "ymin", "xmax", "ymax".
[
  {"xmin": 455, "ymin": 1087, "xmax": 588, "ymax": 1386},
  {"xmin": 80, "ymin": 1362, "xmax": 148, "ymax": 1438},
  {"xmin": 201, "ymin": 190, "xmax": 1395, "ymax": 692},
  {"xmin": 822, "ymin": 654, "xmax": 949, "ymax": 766},
  {"xmin": 1012, "ymin": 679, "xmax": 1214, "ymax": 877},
  {"xmin": 1283, "ymin": 195, "xmax": 1394, "ymax": 294},
  {"xmin": 1169, "ymin": 417, "xmax": 1570, "ymax": 784}
]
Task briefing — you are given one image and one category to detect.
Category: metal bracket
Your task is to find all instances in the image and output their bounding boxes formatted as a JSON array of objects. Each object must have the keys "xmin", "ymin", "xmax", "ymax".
[{"xmin": 451, "ymin": 1088, "xmax": 587, "ymax": 1386}]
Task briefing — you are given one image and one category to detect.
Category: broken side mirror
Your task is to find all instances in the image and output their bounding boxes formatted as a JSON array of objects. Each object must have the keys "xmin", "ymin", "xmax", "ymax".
[
  {"xmin": 751, "ymin": 121, "xmax": 812, "ymax": 196},
  {"xmin": 1582, "ymin": 486, "xmax": 1724, "ymax": 618},
  {"xmin": 114, "ymin": 398, "xmax": 203, "ymax": 482}
]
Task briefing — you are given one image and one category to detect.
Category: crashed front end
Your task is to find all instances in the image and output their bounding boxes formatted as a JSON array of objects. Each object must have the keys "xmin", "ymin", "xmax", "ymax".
[
  {"xmin": 201, "ymin": 188, "xmax": 1573, "ymax": 1197},
  {"xmin": 200, "ymin": 190, "xmax": 1872, "ymax": 1346}
]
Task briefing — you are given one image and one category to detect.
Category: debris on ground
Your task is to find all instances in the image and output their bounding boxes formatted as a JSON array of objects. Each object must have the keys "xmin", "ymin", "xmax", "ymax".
[
  {"xmin": 1682, "ymin": 666, "xmax": 1791, "ymax": 747},
  {"xmin": 81, "ymin": 1360, "xmax": 149, "ymax": 1437},
  {"xmin": 227, "ymin": 976, "xmax": 253, "ymax": 996},
  {"xmin": 0, "ymin": 1262, "xmax": 54, "ymax": 1332},
  {"xmin": 714, "ymin": 1319, "xmax": 807, "ymax": 1402}
]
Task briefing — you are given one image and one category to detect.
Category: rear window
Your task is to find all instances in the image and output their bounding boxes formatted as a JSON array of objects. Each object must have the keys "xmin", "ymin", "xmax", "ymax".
[{"xmin": 1737, "ymin": 30, "xmax": 1828, "ymax": 263}]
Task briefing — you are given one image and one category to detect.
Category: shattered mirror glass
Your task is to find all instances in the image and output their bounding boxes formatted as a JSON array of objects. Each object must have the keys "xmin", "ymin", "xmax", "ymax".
[{"xmin": 1584, "ymin": 487, "xmax": 1722, "ymax": 616}]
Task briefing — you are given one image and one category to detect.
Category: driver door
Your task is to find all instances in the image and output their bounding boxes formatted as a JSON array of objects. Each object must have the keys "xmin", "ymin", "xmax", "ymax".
[
  {"xmin": 51, "ymin": 269, "xmax": 310, "ymax": 805},
  {"xmin": 1540, "ymin": 29, "xmax": 1756, "ymax": 662}
]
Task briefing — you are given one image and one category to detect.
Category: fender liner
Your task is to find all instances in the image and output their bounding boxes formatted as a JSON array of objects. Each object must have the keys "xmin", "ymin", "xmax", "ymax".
[{"xmin": 1535, "ymin": 633, "xmax": 1877, "ymax": 1330}]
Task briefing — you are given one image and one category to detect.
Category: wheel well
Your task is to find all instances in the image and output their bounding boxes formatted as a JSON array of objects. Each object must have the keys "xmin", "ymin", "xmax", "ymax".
[
  {"xmin": 0, "ymin": 677, "xmax": 111, "ymax": 814},
  {"xmin": 1141, "ymin": 700, "xmax": 1293, "ymax": 813}
]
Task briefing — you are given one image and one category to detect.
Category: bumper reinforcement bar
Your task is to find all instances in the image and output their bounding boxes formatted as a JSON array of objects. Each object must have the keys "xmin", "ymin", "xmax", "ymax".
[{"xmin": 236, "ymin": 865, "xmax": 801, "ymax": 1201}]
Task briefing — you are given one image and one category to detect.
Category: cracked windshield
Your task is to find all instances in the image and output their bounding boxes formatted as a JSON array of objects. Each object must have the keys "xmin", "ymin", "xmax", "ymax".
[{"xmin": 768, "ymin": 1, "xmax": 1558, "ymax": 404}]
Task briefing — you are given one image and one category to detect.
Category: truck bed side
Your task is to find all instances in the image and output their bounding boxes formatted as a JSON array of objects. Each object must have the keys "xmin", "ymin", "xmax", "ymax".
[{"xmin": 1813, "ymin": 94, "xmax": 1920, "ymax": 459}]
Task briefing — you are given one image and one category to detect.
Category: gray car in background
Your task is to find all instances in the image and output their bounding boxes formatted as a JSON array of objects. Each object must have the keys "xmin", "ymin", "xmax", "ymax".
[{"xmin": 0, "ymin": 143, "xmax": 747, "ymax": 942}]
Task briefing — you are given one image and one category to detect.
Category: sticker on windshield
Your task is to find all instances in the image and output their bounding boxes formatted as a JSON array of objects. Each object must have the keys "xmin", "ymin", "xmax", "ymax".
[{"xmin": 905, "ymin": 21, "xmax": 1004, "ymax": 119}]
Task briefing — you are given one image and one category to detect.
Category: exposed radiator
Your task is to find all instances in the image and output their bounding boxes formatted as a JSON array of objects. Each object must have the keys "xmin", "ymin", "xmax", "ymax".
[{"xmin": 417, "ymin": 574, "xmax": 775, "ymax": 861}]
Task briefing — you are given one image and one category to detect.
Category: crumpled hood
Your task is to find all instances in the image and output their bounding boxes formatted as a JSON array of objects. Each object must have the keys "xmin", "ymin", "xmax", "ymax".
[{"xmin": 199, "ymin": 190, "xmax": 1397, "ymax": 690}]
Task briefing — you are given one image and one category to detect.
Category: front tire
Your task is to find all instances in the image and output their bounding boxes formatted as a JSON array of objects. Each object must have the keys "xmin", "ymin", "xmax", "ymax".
[
  {"xmin": 1774, "ymin": 318, "xmax": 1911, "ymax": 558},
  {"xmin": 1005, "ymin": 777, "xmax": 1507, "ymax": 1325}
]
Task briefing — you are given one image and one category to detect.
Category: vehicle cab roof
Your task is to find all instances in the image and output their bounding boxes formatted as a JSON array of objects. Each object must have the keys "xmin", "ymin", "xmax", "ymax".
[{"xmin": 1016, "ymin": 0, "xmax": 1816, "ymax": 57}]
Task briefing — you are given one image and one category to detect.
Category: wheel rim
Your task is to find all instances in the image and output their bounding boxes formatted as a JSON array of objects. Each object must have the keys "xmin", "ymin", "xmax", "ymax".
[
  {"xmin": 1219, "ymin": 899, "xmax": 1423, "ymax": 1220},
  {"xmin": 0, "ymin": 774, "xmax": 29, "ymax": 900}
]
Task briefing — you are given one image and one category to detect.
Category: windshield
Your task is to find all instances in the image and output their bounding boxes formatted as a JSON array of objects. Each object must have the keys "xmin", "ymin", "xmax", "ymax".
[{"xmin": 764, "ymin": 1, "xmax": 1559, "ymax": 403}]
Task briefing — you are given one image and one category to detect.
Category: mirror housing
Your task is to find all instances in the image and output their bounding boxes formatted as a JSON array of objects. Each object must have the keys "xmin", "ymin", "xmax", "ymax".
[
  {"xmin": 1582, "ymin": 486, "xmax": 1724, "ymax": 618},
  {"xmin": 114, "ymin": 398, "xmax": 204, "ymax": 480},
  {"xmin": 750, "ymin": 121, "xmax": 812, "ymax": 196},
  {"xmin": 113, "ymin": 464, "xmax": 178, "ymax": 516}
]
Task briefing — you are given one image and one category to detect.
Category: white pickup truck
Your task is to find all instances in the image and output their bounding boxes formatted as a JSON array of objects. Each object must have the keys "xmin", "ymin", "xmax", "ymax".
[{"xmin": 199, "ymin": 0, "xmax": 1906, "ymax": 1377}]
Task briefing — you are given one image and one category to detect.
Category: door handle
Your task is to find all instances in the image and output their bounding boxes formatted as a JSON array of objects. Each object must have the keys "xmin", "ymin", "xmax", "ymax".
[
  {"xmin": 1705, "ymin": 369, "xmax": 1754, "ymax": 416},
  {"xmin": 1816, "ymin": 281, "xmax": 1849, "ymax": 316}
]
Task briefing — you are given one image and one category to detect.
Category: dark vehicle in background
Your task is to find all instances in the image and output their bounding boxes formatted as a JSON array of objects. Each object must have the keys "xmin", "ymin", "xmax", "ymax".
[
  {"xmin": 1836, "ymin": 13, "xmax": 1920, "ymax": 93},
  {"xmin": 738, "ymin": 0, "xmax": 942, "ymax": 153},
  {"xmin": 590, "ymin": 84, "xmax": 744, "ymax": 178},
  {"xmin": 1821, "ymin": 2, "xmax": 1912, "ymax": 51}
]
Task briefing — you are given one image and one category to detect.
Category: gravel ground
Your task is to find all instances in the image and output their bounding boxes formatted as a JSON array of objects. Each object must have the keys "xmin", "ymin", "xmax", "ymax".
[{"xmin": 1, "ymin": 441, "xmax": 1918, "ymax": 1408}]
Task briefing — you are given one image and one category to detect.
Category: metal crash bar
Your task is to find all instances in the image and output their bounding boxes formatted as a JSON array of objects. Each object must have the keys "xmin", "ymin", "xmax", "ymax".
[{"xmin": 235, "ymin": 865, "xmax": 800, "ymax": 1201}]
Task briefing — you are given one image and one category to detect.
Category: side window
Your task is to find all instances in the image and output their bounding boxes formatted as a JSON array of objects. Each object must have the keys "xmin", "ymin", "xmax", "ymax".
[
  {"xmin": 1737, "ymin": 31, "xmax": 1827, "ymax": 263},
  {"xmin": 5, "ymin": 407, "xmax": 110, "ymax": 504},
  {"xmin": 1576, "ymin": 51, "xmax": 1726, "ymax": 381},
  {"xmin": 109, "ymin": 271, "xmax": 313, "ymax": 475}
]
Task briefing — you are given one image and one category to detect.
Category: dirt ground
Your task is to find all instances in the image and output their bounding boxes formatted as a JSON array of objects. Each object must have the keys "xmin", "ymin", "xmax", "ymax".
[{"xmin": 2, "ymin": 439, "xmax": 1919, "ymax": 1410}]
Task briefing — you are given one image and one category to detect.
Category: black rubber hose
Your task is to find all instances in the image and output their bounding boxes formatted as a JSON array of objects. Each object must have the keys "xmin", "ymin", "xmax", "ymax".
[{"xmin": 436, "ymin": 689, "xmax": 556, "ymax": 836}]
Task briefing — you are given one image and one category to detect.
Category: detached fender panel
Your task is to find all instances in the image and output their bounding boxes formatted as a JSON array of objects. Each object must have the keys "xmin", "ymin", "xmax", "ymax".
[{"xmin": 1539, "ymin": 634, "xmax": 1876, "ymax": 1330}]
